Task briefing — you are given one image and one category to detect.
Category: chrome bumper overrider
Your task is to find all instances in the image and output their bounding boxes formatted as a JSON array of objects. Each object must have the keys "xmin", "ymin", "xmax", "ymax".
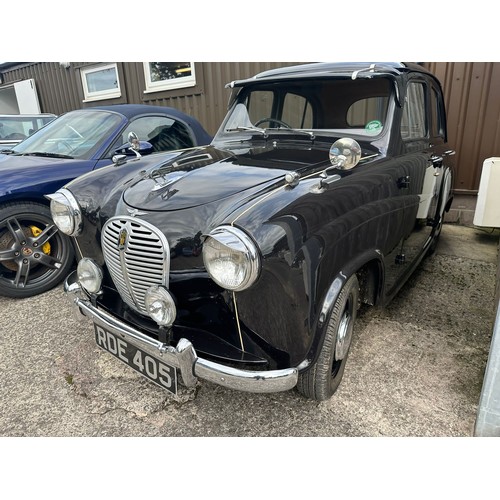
[{"xmin": 64, "ymin": 271, "xmax": 298, "ymax": 394}]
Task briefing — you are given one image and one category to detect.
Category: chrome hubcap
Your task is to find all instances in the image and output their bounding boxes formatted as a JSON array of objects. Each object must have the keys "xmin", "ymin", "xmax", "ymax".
[{"xmin": 335, "ymin": 309, "xmax": 352, "ymax": 361}]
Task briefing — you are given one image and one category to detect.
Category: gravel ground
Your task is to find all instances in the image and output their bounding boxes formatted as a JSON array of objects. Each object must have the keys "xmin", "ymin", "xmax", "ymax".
[{"xmin": 0, "ymin": 224, "xmax": 498, "ymax": 438}]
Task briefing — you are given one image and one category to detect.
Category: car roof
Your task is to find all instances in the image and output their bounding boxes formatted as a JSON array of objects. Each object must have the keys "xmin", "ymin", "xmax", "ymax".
[
  {"xmin": 80, "ymin": 104, "xmax": 192, "ymax": 121},
  {"xmin": 226, "ymin": 62, "xmax": 431, "ymax": 88},
  {"xmin": 62, "ymin": 104, "xmax": 212, "ymax": 142}
]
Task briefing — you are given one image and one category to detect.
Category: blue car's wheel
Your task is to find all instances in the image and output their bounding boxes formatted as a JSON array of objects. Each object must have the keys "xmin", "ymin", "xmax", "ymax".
[{"xmin": 0, "ymin": 201, "xmax": 75, "ymax": 298}]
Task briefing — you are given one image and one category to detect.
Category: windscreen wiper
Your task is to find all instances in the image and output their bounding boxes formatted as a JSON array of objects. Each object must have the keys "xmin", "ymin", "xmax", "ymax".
[
  {"xmin": 271, "ymin": 128, "xmax": 316, "ymax": 140},
  {"xmin": 22, "ymin": 152, "xmax": 74, "ymax": 159},
  {"xmin": 226, "ymin": 126, "xmax": 268, "ymax": 137}
]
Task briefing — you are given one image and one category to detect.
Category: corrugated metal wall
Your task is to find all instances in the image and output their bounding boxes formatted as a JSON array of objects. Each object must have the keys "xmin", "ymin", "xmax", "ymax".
[
  {"xmin": 3, "ymin": 61, "xmax": 499, "ymax": 193},
  {"xmin": 424, "ymin": 62, "xmax": 500, "ymax": 194}
]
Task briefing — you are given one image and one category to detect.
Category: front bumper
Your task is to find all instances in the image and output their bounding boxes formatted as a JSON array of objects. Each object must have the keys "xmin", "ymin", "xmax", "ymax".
[{"xmin": 64, "ymin": 271, "xmax": 299, "ymax": 394}]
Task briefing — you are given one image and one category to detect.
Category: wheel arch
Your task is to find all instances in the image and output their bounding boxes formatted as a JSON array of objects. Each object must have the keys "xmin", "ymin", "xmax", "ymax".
[
  {"xmin": 301, "ymin": 249, "xmax": 385, "ymax": 372},
  {"xmin": 0, "ymin": 192, "xmax": 52, "ymax": 210}
]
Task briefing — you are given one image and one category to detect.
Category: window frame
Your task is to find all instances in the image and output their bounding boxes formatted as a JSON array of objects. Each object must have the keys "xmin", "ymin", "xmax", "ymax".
[
  {"xmin": 81, "ymin": 63, "xmax": 121, "ymax": 102},
  {"xmin": 430, "ymin": 83, "xmax": 447, "ymax": 141},
  {"xmin": 143, "ymin": 62, "xmax": 196, "ymax": 93}
]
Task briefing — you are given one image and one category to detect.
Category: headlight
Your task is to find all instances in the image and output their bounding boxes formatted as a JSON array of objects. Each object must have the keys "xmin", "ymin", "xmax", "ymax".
[
  {"xmin": 145, "ymin": 286, "xmax": 177, "ymax": 327},
  {"xmin": 47, "ymin": 188, "xmax": 82, "ymax": 236},
  {"xmin": 202, "ymin": 226, "xmax": 260, "ymax": 291},
  {"xmin": 77, "ymin": 258, "xmax": 103, "ymax": 294}
]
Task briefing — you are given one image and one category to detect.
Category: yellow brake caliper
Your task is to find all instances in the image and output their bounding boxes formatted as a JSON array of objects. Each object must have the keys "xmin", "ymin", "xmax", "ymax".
[{"xmin": 29, "ymin": 225, "xmax": 51, "ymax": 255}]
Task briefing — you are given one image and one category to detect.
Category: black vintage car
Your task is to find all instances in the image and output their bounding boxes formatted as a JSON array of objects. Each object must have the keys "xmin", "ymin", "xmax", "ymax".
[{"xmin": 49, "ymin": 62, "xmax": 455, "ymax": 401}]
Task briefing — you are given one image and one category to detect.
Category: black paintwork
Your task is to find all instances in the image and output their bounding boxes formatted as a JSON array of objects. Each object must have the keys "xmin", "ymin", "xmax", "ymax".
[{"xmin": 62, "ymin": 63, "xmax": 454, "ymax": 371}]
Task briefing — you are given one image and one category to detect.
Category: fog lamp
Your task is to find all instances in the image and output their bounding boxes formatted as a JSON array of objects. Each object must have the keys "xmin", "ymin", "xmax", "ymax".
[
  {"xmin": 144, "ymin": 285, "xmax": 177, "ymax": 327},
  {"xmin": 77, "ymin": 258, "xmax": 103, "ymax": 294}
]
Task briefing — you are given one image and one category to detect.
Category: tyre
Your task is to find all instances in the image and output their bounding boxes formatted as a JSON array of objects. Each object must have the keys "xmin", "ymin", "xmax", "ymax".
[
  {"xmin": 426, "ymin": 214, "xmax": 443, "ymax": 257},
  {"xmin": 297, "ymin": 274, "xmax": 359, "ymax": 401},
  {"xmin": 0, "ymin": 201, "xmax": 75, "ymax": 298}
]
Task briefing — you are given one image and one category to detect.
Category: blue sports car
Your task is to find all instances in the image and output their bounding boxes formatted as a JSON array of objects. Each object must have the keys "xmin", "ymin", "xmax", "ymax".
[{"xmin": 0, "ymin": 104, "xmax": 212, "ymax": 298}]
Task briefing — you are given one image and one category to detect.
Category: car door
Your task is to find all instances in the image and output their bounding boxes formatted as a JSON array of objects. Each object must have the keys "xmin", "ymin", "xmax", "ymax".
[{"xmin": 397, "ymin": 76, "xmax": 445, "ymax": 267}]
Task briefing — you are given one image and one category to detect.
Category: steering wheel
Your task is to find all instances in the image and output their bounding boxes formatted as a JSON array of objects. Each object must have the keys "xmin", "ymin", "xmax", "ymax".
[{"xmin": 254, "ymin": 117, "xmax": 292, "ymax": 128}]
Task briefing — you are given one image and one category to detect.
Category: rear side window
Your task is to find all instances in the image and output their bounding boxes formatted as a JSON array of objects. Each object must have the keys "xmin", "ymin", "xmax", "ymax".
[
  {"xmin": 247, "ymin": 91, "xmax": 274, "ymax": 124},
  {"xmin": 401, "ymin": 82, "xmax": 427, "ymax": 140},
  {"xmin": 282, "ymin": 93, "xmax": 313, "ymax": 128},
  {"xmin": 246, "ymin": 90, "xmax": 313, "ymax": 128},
  {"xmin": 347, "ymin": 97, "xmax": 389, "ymax": 127}
]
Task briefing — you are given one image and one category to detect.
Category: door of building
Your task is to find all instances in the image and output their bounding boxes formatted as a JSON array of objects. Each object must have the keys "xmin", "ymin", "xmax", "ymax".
[{"xmin": 0, "ymin": 79, "xmax": 41, "ymax": 114}]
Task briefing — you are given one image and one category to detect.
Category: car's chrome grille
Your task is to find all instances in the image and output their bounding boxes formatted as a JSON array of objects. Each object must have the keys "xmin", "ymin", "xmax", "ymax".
[{"xmin": 102, "ymin": 216, "xmax": 170, "ymax": 315}]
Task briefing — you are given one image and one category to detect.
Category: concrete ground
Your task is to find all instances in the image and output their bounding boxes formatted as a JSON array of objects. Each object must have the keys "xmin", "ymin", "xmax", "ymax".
[{"xmin": 0, "ymin": 223, "xmax": 498, "ymax": 438}]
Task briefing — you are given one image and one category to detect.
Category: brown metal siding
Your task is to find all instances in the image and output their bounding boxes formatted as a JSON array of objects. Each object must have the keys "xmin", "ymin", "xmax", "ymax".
[{"xmin": 425, "ymin": 62, "xmax": 500, "ymax": 193}]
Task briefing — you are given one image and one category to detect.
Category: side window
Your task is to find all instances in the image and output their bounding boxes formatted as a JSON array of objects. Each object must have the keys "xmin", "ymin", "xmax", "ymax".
[
  {"xmin": 112, "ymin": 116, "xmax": 195, "ymax": 154},
  {"xmin": 401, "ymin": 82, "xmax": 427, "ymax": 140},
  {"xmin": 430, "ymin": 85, "xmax": 446, "ymax": 139},
  {"xmin": 247, "ymin": 91, "xmax": 274, "ymax": 124},
  {"xmin": 247, "ymin": 91, "xmax": 313, "ymax": 128},
  {"xmin": 347, "ymin": 97, "xmax": 389, "ymax": 127},
  {"xmin": 282, "ymin": 93, "xmax": 313, "ymax": 128}
]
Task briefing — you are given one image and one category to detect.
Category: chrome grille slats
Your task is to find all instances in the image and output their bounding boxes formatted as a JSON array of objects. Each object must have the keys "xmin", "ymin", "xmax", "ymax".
[{"xmin": 102, "ymin": 216, "xmax": 170, "ymax": 315}]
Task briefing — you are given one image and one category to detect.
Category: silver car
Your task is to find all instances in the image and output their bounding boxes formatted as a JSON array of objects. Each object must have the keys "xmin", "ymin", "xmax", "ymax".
[{"xmin": 0, "ymin": 113, "xmax": 56, "ymax": 150}]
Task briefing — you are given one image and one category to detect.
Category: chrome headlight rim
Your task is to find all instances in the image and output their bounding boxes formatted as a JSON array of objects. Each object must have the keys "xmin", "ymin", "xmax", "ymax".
[
  {"xmin": 47, "ymin": 188, "xmax": 82, "ymax": 236},
  {"xmin": 77, "ymin": 257, "xmax": 103, "ymax": 295},
  {"xmin": 202, "ymin": 225, "xmax": 261, "ymax": 292}
]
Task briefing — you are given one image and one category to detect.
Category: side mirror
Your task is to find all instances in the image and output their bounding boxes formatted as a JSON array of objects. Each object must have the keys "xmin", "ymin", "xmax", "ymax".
[
  {"xmin": 114, "ymin": 132, "xmax": 154, "ymax": 158},
  {"xmin": 329, "ymin": 138, "xmax": 361, "ymax": 170},
  {"xmin": 128, "ymin": 131, "xmax": 140, "ymax": 151}
]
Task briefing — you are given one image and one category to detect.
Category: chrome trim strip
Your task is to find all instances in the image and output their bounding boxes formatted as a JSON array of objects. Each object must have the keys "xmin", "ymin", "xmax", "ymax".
[{"xmin": 65, "ymin": 272, "xmax": 298, "ymax": 394}]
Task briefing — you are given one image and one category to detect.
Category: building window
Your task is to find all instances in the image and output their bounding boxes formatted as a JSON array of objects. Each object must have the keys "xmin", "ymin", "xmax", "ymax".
[
  {"xmin": 143, "ymin": 62, "xmax": 196, "ymax": 93},
  {"xmin": 81, "ymin": 63, "xmax": 121, "ymax": 102}
]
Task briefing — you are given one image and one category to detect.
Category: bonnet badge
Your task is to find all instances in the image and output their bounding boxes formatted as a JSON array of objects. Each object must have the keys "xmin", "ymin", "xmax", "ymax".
[{"xmin": 118, "ymin": 228, "xmax": 127, "ymax": 250}]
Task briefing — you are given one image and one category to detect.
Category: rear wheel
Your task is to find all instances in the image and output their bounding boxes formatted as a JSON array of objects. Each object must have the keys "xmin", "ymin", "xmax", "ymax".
[
  {"xmin": 297, "ymin": 274, "xmax": 359, "ymax": 401},
  {"xmin": 427, "ymin": 215, "xmax": 443, "ymax": 256},
  {"xmin": 0, "ymin": 201, "xmax": 75, "ymax": 298}
]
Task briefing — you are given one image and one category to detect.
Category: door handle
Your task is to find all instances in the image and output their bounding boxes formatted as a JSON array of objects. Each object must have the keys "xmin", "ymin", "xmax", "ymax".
[
  {"xmin": 397, "ymin": 176, "xmax": 410, "ymax": 189},
  {"xmin": 430, "ymin": 154, "xmax": 443, "ymax": 164}
]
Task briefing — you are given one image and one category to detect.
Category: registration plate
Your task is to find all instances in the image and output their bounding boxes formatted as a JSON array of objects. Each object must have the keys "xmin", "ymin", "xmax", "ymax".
[{"xmin": 94, "ymin": 324, "xmax": 178, "ymax": 395}]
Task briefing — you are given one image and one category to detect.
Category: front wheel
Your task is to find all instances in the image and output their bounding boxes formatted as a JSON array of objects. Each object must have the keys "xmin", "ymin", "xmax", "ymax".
[
  {"xmin": 0, "ymin": 201, "xmax": 75, "ymax": 298},
  {"xmin": 297, "ymin": 274, "xmax": 359, "ymax": 401}
]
